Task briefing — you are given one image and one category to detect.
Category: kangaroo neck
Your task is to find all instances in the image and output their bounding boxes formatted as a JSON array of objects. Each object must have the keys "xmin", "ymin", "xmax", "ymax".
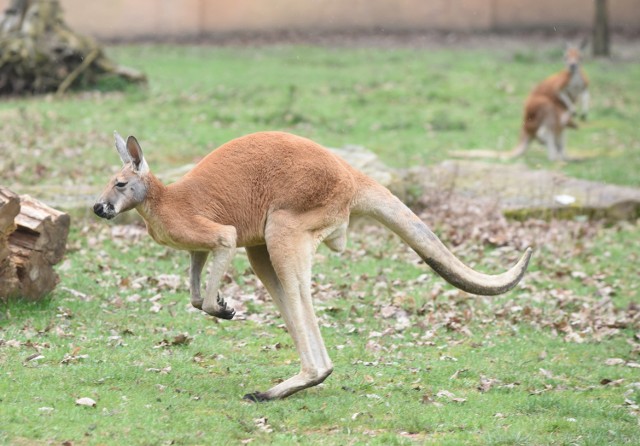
[{"xmin": 136, "ymin": 173, "xmax": 167, "ymax": 225}]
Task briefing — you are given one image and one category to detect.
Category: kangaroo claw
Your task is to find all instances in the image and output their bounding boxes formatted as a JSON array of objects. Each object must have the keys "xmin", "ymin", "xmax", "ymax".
[{"xmin": 209, "ymin": 292, "xmax": 235, "ymax": 320}]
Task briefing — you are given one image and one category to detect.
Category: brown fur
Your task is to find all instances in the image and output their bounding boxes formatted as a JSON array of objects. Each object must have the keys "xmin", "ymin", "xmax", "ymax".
[{"xmin": 94, "ymin": 131, "xmax": 531, "ymax": 401}]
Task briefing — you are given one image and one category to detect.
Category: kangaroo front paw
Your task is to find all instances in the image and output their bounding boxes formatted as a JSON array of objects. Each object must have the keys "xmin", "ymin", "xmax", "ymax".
[
  {"xmin": 191, "ymin": 298, "xmax": 203, "ymax": 310},
  {"xmin": 202, "ymin": 292, "xmax": 236, "ymax": 320}
]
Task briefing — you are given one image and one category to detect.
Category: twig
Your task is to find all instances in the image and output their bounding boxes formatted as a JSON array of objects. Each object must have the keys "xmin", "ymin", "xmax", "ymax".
[{"xmin": 55, "ymin": 48, "xmax": 99, "ymax": 96}]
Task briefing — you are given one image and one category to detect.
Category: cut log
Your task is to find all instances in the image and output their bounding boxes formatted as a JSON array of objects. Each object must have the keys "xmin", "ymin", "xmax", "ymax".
[
  {"xmin": 0, "ymin": 186, "xmax": 20, "ymax": 236},
  {"xmin": 0, "ymin": 187, "xmax": 70, "ymax": 301},
  {"xmin": 8, "ymin": 242, "xmax": 62, "ymax": 301},
  {"xmin": 12, "ymin": 195, "xmax": 70, "ymax": 264},
  {"xmin": 0, "ymin": 187, "xmax": 21, "ymax": 298}
]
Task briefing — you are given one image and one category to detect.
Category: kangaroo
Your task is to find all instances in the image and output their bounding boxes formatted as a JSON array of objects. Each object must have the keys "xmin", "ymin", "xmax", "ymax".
[
  {"xmin": 94, "ymin": 131, "xmax": 532, "ymax": 401},
  {"xmin": 510, "ymin": 41, "xmax": 590, "ymax": 161}
]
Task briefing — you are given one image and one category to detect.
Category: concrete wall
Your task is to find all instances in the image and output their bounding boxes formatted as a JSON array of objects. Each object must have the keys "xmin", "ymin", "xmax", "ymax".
[{"xmin": 0, "ymin": 0, "xmax": 638, "ymax": 40}]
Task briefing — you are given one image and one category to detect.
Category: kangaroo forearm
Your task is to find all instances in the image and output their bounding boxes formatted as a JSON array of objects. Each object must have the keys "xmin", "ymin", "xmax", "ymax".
[
  {"xmin": 557, "ymin": 91, "xmax": 575, "ymax": 111},
  {"xmin": 189, "ymin": 250, "xmax": 209, "ymax": 306}
]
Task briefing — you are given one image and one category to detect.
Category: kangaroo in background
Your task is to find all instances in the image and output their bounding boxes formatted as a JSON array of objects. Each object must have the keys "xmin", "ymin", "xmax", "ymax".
[
  {"xmin": 510, "ymin": 40, "xmax": 590, "ymax": 161},
  {"xmin": 94, "ymin": 131, "xmax": 532, "ymax": 401}
]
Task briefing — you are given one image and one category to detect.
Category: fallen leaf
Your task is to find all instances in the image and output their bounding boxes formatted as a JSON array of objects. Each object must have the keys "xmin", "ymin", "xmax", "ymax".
[
  {"xmin": 436, "ymin": 390, "xmax": 455, "ymax": 399},
  {"xmin": 75, "ymin": 397, "xmax": 96, "ymax": 407},
  {"xmin": 478, "ymin": 376, "xmax": 501, "ymax": 393},
  {"xmin": 253, "ymin": 417, "xmax": 273, "ymax": 433},
  {"xmin": 449, "ymin": 368, "xmax": 468, "ymax": 380},
  {"xmin": 421, "ymin": 393, "xmax": 443, "ymax": 406},
  {"xmin": 146, "ymin": 366, "xmax": 171, "ymax": 374},
  {"xmin": 380, "ymin": 305, "xmax": 398, "ymax": 318},
  {"xmin": 155, "ymin": 274, "xmax": 183, "ymax": 290},
  {"xmin": 539, "ymin": 368, "xmax": 555, "ymax": 378},
  {"xmin": 172, "ymin": 333, "xmax": 192, "ymax": 346},
  {"xmin": 600, "ymin": 378, "xmax": 625, "ymax": 386},
  {"xmin": 605, "ymin": 358, "xmax": 626, "ymax": 366}
]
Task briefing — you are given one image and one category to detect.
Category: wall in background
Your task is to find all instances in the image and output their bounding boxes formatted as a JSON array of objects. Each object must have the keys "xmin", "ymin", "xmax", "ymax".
[{"xmin": 0, "ymin": 0, "xmax": 637, "ymax": 40}]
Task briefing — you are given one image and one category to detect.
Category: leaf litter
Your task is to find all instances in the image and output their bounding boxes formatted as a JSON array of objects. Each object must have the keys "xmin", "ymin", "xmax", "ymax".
[{"xmin": 61, "ymin": 212, "xmax": 639, "ymax": 363}]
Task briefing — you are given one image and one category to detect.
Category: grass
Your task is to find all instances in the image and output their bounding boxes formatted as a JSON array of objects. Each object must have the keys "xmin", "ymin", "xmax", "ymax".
[
  {"xmin": 2, "ymin": 42, "xmax": 639, "ymax": 187},
  {"xmin": 1, "ymin": 36, "xmax": 640, "ymax": 445}
]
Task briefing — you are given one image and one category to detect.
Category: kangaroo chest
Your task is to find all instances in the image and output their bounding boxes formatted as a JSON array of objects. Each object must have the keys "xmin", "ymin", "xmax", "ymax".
[
  {"xmin": 145, "ymin": 222, "xmax": 177, "ymax": 248},
  {"xmin": 137, "ymin": 205, "xmax": 188, "ymax": 250},
  {"xmin": 564, "ymin": 71, "xmax": 586, "ymax": 101}
]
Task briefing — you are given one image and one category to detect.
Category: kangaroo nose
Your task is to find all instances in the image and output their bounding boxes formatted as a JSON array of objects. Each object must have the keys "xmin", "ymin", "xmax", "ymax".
[{"xmin": 93, "ymin": 202, "xmax": 105, "ymax": 217}]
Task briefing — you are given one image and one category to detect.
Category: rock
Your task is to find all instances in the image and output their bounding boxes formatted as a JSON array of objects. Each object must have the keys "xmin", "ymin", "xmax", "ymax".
[{"xmin": 409, "ymin": 160, "xmax": 640, "ymax": 220}]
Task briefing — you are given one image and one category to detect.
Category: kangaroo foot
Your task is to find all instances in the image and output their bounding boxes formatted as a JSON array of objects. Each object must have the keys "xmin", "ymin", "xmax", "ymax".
[{"xmin": 202, "ymin": 292, "xmax": 236, "ymax": 320}]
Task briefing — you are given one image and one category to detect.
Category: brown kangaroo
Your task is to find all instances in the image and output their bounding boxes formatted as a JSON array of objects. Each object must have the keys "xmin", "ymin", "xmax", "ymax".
[
  {"xmin": 511, "ymin": 41, "xmax": 590, "ymax": 161},
  {"xmin": 94, "ymin": 131, "xmax": 532, "ymax": 401}
]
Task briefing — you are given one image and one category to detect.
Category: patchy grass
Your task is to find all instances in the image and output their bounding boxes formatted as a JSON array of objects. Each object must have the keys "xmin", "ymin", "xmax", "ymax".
[
  {"xmin": 1, "ymin": 37, "xmax": 640, "ymax": 445},
  {"xmin": 1, "ymin": 220, "xmax": 639, "ymax": 445},
  {"xmin": 1, "ymin": 40, "xmax": 639, "ymax": 188}
]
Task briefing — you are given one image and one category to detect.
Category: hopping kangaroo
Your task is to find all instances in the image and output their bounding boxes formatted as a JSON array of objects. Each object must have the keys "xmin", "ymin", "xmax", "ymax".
[
  {"xmin": 94, "ymin": 131, "xmax": 532, "ymax": 401},
  {"xmin": 511, "ymin": 41, "xmax": 589, "ymax": 161}
]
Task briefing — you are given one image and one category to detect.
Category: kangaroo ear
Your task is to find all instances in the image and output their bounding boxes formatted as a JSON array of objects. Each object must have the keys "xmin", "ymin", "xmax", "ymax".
[
  {"xmin": 579, "ymin": 37, "xmax": 589, "ymax": 50},
  {"xmin": 114, "ymin": 131, "xmax": 131, "ymax": 164},
  {"xmin": 126, "ymin": 135, "xmax": 149, "ymax": 174}
]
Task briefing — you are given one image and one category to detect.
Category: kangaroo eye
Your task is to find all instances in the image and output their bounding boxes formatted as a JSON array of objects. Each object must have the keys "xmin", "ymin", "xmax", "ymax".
[{"xmin": 115, "ymin": 181, "xmax": 128, "ymax": 188}]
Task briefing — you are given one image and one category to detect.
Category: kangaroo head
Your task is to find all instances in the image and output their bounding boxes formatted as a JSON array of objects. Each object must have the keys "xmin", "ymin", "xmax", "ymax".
[
  {"xmin": 93, "ymin": 132, "xmax": 150, "ymax": 220},
  {"xmin": 564, "ymin": 39, "xmax": 587, "ymax": 73}
]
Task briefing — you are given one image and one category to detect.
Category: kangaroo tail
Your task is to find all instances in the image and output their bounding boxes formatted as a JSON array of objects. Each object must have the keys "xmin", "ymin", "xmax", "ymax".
[{"xmin": 352, "ymin": 182, "xmax": 532, "ymax": 295}]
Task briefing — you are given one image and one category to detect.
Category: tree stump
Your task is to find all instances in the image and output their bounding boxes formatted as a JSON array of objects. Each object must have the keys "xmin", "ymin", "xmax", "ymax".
[
  {"xmin": 0, "ymin": 186, "xmax": 70, "ymax": 301},
  {"xmin": 0, "ymin": 0, "xmax": 146, "ymax": 95}
]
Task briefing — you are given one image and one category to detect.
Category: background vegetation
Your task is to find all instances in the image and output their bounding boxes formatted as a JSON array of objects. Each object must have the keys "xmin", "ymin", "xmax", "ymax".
[{"xmin": 1, "ymin": 36, "xmax": 639, "ymax": 445}]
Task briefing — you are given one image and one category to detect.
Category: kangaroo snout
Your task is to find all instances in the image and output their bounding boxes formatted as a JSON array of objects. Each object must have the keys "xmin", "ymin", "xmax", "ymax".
[{"xmin": 93, "ymin": 202, "xmax": 115, "ymax": 219}]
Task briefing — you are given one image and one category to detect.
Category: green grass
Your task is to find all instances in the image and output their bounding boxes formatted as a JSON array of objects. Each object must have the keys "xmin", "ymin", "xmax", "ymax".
[
  {"xmin": 1, "ymin": 38, "xmax": 640, "ymax": 445},
  {"xmin": 1, "ymin": 43, "xmax": 639, "ymax": 188}
]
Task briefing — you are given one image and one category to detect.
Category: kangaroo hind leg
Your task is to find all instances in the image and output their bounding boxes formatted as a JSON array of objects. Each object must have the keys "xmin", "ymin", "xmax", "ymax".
[{"xmin": 243, "ymin": 218, "xmax": 333, "ymax": 401}]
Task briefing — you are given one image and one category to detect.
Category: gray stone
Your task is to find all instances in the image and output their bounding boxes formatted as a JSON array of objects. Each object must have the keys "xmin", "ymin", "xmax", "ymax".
[{"xmin": 410, "ymin": 160, "xmax": 640, "ymax": 220}]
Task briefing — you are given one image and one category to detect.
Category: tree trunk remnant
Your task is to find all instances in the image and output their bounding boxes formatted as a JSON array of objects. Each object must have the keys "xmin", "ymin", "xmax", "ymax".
[
  {"xmin": 593, "ymin": 0, "xmax": 610, "ymax": 57},
  {"xmin": 0, "ymin": 0, "xmax": 146, "ymax": 95},
  {"xmin": 0, "ymin": 186, "xmax": 70, "ymax": 301}
]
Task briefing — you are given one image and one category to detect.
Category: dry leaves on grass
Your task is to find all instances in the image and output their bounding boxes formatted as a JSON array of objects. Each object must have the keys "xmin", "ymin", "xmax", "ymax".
[{"xmin": 338, "ymin": 192, "xmax": 640, "ymax": 346}]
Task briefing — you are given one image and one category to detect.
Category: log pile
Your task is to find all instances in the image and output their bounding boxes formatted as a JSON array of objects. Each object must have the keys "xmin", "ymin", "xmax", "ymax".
[
  {"xmin": 0, "ymin": 186, "xmax": 70, "ymax": 301},
  {"xmin": 0, "ymin": 0, "xmax": 146, "ymax": 96}
]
